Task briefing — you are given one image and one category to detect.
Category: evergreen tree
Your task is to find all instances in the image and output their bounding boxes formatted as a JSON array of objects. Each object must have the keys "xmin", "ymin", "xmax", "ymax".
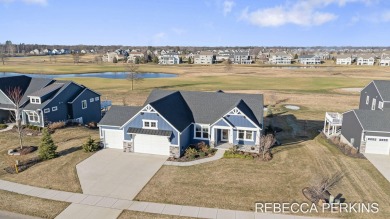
[
  {"xmin": 134, "ymin": 57, "xmax": 140, "ymax": 64},
  {"xmin": 113, "ymin": 56, "xmax": 118, "ymax": 63},
  {"xmin": 153, "ymin": 56, "xmax": 159, "ymax": 64},
  {"xmin": 188, "ymin": 57, "xmax": 192, "ymax": 64},
  {"xmin": 38, "ymin": 128, "xmax": 57, "ymax": 160},
  {"xmin": 82, "ymin": 136, "xmax": 100, "ymax": 152}
]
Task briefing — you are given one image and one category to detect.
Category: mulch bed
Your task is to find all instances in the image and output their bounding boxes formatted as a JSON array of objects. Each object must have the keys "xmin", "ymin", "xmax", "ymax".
[
  {"xmin": 167, "ymin": 149, "xmax": 217, "ymax": 162},
  {"xmin": 321, "ymin": 134, "xmax": 365, "ymax": 159},
  {"xmin": 18, "ymin": 146, "xmax": 38, "ymax": 155},
  {"xmin": 4, "ymin": 157, "xmax": 42, "ymax": 174}
]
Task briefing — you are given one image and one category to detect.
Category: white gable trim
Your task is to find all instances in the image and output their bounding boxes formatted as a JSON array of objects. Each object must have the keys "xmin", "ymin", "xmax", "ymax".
[
  {"xmin": 371, "ymin": 81, "xmax": 385, "ymax": 102},
  {"xmin": 210, "ymin": 117, "xmax": 233, "ymax": 127},
  {"xmin": 352, "ymin": 110, "xmax": 365, "ymax": 131},
  {"xmin": 224, "ymin": 107, "xmax": 261, "ymax": 129}
]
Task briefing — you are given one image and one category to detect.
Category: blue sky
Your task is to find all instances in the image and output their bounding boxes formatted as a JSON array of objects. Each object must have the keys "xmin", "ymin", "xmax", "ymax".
[{"xmin": 0, "ymin": 0, "xmax": 389, "ymax": 46}]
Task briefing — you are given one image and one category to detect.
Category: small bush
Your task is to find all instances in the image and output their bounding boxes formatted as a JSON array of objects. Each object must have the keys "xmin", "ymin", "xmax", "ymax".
[
  {"xmin": 185, "ymin": 147, "xmax": 197, "ymax": 159},
  {"xmin": 224, "ymin": 150, "xmax": 254, "ymax": 159},
  {"xmin": 0, "ymin": 124, "xmax": 8, "ymax": 129},
  {"xmin": 88, "ymin": 121, "xmax": 98, "ymax": 129},
  {"xmin": 82, "ymin": 136, "xmax": 100, "ymax": 152},
  {"xmin": 48, "ymin": 121, "xmax": 66, "ymax": 130},
  {"xmin": 38, "ymin": 128, "xmax": 57, "ymax": 160}
]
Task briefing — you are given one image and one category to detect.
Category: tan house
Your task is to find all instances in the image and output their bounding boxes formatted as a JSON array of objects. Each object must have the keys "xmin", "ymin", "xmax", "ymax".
[
  {"xmin": 102, "ymin": 52, "xmax": 119, "ymax": 63},
  {"xmin": 194, "ymin": 51, "xmax": 215, "ymax": 64},
  {"xmin": 127, "ymin": 52, "xmax": 144, "ymax": 63}
]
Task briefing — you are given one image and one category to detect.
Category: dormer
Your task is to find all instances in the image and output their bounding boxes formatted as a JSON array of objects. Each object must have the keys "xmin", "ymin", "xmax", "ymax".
[{"xmin": 30, "ymin": 96, "xmax": 41, "ymax": 104}]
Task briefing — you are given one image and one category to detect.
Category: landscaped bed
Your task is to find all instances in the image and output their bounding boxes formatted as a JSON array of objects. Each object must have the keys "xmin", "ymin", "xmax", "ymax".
[
  {"xmin": 0, "ymin": 126, "xmax": 99, "ymax": 193},
  {"xmin": 167, "ymin": 142, "xmax": 217, "ymax": 162},
  {"xmin": 0, "ymin": 124, "xmax": 8, "ymax": 130}
]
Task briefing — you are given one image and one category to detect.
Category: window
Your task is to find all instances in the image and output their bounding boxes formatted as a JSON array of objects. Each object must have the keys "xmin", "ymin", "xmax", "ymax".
[
  {"xmin": 379, "ymin": 139, "xmax": 388, "ymax": 142},
  {"xmin": 82, "ymin": 100, "xmax": 87, "ymax": 109},
  {"xmin": 143, "ymin": 120, "xmax": 157, "ymax": 129},
  {"xmin": 31, "ymin": 98, "xmax": 36, "ymax": 103},
  {"xmin": 237, "ymin": 130, "xmax": 254, "ymax": 141},
  {"xmin": 30, "ymin": 97, "xmax": 41, "ymax": 104},
  {"xmin": 26, "ymin": 111, "xmax": 39, "ymax": 122},
  {"xmin": 52, "ymin": 106, "xmax": 58, "ymax": 111},
  {"xmin": 44, "ymin": 108, "xmax": 50, "ymax": 113},
  {"xmin": 194, "ymin": 124, "xmax": 209, "ymax": 139},
  {"xmin": 90, "ymin": 98, "xmax": 94, "ymax": 102},
  {"xmin": 367, "ymin": 138, "xmax": 376, "ymax": 141},
  {"xmin": 372, "ymin": 98, "xmax": 376, "ymax": 110},
  {"xmin": 95, "ymin": 97, "xmax": 99, "ymax": 101},
  {"xmin": 379, "ymin": 101, "xmax": 384, "ymax": 109},
  {"xmin": 366, "ymin": 96, "xmax": 369, "ymax": 105}
]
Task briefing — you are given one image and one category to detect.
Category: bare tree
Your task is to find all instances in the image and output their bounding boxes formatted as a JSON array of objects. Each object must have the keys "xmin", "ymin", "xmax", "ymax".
[
  {"xmin": 0, "ymin": 45, "xmax": 8, "ymax": 65},
  {"xmin": 308, "ymin": 171, "xmax": 344, "ymax": 202},
  {"xmin": 94, "ymin": 55, "xmax": 102, "ymax": 64},
  {"xmin": 224, "ymin": 58, "xmax": 233, "ymax": 72},
  {"xmin": 259, "ymin": 133, "xmax": 276, "ymax": 160},
  {"xmin": 71, "ymin": 53, "xmax": 84, "ymax": 64},
  {"xmin": 7, "ymin": 87, "xmax": 24, "ymax": 149},
  {"xmin": 125, "ymin": 63, "xmax": 144, "ymax": 91}
]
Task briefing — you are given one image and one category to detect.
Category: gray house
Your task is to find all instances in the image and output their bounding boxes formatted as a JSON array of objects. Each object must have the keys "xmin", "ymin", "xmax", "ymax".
[
  {"xmin": 99, "ymin": 90, "xmax": 264, "ymax": 157},
  {"xmin": 0, "ymin": 76, "xmax": 101, "ymax": 127},
  {"xmin": 340, "ymin": 80, "xmax": 390, "ymax": 155}
]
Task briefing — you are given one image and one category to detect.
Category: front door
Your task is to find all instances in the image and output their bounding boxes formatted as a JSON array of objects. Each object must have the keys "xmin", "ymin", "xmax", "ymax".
[{"xmin": 221, "ymin": 129, "xmax": 229, "ymax": 142}]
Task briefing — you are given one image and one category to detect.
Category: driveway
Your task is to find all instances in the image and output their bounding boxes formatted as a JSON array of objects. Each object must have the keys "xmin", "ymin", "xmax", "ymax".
[
  {"xmin": 76, "ymin": 149, "xmax": 168, "ymax": 200},
  {"xmin": 364, "ymin": 153, "xmax": 390, "ymax": 182}
]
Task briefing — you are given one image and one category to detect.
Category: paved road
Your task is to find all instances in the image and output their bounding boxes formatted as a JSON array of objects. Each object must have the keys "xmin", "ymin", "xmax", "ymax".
[
  {"xmin": 76, "ymin": 149, "xmax": 167, "ymax": 200},
  {"xmin": 0, "ymin": 210, "xmax": 41, "ymax": 219},
  {"xmin": 364, "ymin": 153, "xmax": 390, "ymax": 182}
]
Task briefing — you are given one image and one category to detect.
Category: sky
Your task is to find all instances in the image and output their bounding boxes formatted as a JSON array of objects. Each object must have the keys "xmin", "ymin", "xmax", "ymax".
[{"xmin": 0, "ymin": 0, "xmax": 390, "ymax": 46}]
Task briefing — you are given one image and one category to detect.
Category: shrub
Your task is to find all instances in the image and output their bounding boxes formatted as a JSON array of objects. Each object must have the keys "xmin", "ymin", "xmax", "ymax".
[
  {"xmin": 185, "ymin": 147, "xmax": 197, "ymax": 159},
  {"xmin": 0, "ymin": 124, "xmax": 8, "ymax": 129},
  {"xmin": 223, "ymin": 150, "xmax": 253, "ymax": 159},
  {"xmin": 82, "ymin": 136, "xmax": 100, "ymax": 152},
  {"xmin": 48, "ymin": 121, "xmax": 66, "ymax": 130},
  {"xmin": 38, "ymin": 128, "xmax": 57, "ymax": 160},
  {"xmin": 88, "ymin": 121, "xmax": 98, "ymax": 129}
]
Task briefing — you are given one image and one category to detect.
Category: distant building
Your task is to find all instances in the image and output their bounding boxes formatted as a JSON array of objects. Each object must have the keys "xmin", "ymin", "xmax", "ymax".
[
  {"xmin": 159, "ymin": 52, "xmax": 180, "ymax": 65},
  {"xmin": 268, "ymin": 52, "xmax": 293, "ymax": 64},
  {"xmin": 127, "ymin": 52, "xmax": 144, "ymax": 63},
  {"xmin": 194, "ymin": 51, "xmax": 215, "ymax": 64},
  {"xmin": 380, "ymin": 56, "xmax": 390, "ymax": 66},
  {"xmin": 336, "ymin": 55, "xmax": 353, "ymax": 65},
  {"xmin": 233, "ymin": 51, "xmax": 252, "ymax": 64},
  {"xmin": 102, "ymin": 52, "xmax": 119, "ymax": 63},
  {"xmin": 357, "ymin": 55, "xmax": 375, "ymax": 66},
  {"xmin": 299, "ymin": 55, "xmax": 321, "ymax": 65}
]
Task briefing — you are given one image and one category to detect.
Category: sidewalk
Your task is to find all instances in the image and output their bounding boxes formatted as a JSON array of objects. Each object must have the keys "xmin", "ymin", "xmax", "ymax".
[
  {"xmin": 0, "ymin": 123, "xmax": 14, "ymax": 133},
  {"xmin": 0, "ymin": 179, "xmax": 321, "ymax": 219},
  {"xmin": 164, "ymin": 148, "xmax": 225, "ymax": 166}
]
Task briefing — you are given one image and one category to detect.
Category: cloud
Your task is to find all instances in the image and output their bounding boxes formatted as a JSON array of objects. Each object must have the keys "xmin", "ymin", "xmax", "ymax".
[
  {"xmin": 0, "ymin": 0, "xmax": 47, "ymax": 5},
  {"xmin": 171, "ymin": 28, "xmax": 186, "ymax": 35},
  {"xmin": 223, "ymin": 0, "xmax": 235, "ymax": 16},
  {"xmin": 239, "ymin": 0, "xmax": 377, "ymax": 27}
]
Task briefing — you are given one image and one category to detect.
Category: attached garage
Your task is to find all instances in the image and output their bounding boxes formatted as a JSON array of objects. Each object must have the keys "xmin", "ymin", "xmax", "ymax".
[
  {"xmin": 129, "ymin": 128, "xmax": 171, "ymax": 156},
  {"xmin": 365, "ymin": 137, "xmax": 390, "ymax": 155},
  {"xmin": 103, "ymin": 129, "xmax": 124, "ymax": 149}
]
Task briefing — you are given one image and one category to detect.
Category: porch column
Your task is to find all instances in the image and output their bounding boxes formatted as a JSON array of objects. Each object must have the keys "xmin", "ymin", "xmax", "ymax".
[{"xmin": 323, "ymin": 119, "xmax": 327, "ymax": 133}]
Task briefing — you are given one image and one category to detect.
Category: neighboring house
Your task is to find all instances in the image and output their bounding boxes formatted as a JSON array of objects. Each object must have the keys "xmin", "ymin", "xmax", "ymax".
[
  {"xmin": 338, "ymin": 80, "xmax": 390, "ymax": 155},
  {"xmin": 102, "ymin": 52, "xmax": 119, "ymax": 63},
  {"xmin": 336, "ymin": 55, "xmax": 353, "ymax": 65},
  {"xmin": 356, "ymin": 55, "xmax": 375, "ymax": 65},
  {"xmin": 380, "ymin": 56, "xmax": 390, "ymax": 66},
  {"xmin": 159, "ymin": 52, "xmax": 180, "ymax": 65},
  {"xmin": 233, "ymin": 52, "xmax": 252, "ymax": 64},
  {"xmin": 99, "ymin": 90, "xmax": 264, "ymax": 157},
  {"xmin": 0, "ymin": 76, "xmax": 101, "ymax": 127},
  {"xmin": 194, "ymin": 51, "xmax": 215, "ymax": 64},
  {"xmin": 298, "ymin": 55, "xmax": 321, "ymax": 65},
  {"xmin": 127, "ymin": 52, "xmax": 144, "ymax": 63},
  {"xmin": 268, "ymin": 52, "xmax": 293, "ymax": 64}
]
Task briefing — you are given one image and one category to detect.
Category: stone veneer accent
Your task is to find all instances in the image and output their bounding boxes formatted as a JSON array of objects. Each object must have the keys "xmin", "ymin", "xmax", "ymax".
[
  {"xmin": 123, "ymin": 142, "xmax": 133, "ymax": 153},
  {"xmin": 170, "ymin": 146, "xmax": 180, "ymax": 158}
]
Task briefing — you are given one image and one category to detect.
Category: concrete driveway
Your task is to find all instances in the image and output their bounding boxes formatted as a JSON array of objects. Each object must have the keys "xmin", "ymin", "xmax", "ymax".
[
  {"xmin": 364, "ymin": 153, "xmax": 390, "ymax": 182},
  {"xmin": 76, "ymin": 149, "xmax": 168, "ymax": 200}
]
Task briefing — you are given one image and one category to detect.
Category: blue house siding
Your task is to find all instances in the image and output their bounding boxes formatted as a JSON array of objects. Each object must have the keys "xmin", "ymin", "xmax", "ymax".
[
  {"xmin": 179, "ymin": 124, "xmax": 192, "ymax": 155},
  {"xmin": 124, "ymin": 112, "xmax": 179, "ymax": 145},
  {"xmin": 70, "ymin": 89, "xmax": 101, "ymax": 124},
  {"xmin": 233, "ymin": 129, "xmax": 257, "ymax": 145},
  {"xmin": 225, "ymin": 115, "xmax": 256, "ymax": 128}
]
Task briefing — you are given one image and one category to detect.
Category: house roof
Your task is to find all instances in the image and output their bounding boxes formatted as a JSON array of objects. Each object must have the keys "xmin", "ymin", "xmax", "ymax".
[
  {"xmin": 336, "ymin": 54, "xmax": 352, "ymax": 59},
  {"xmin": 144, "ymin": 90, "xmax": 263, "ymax": 131},
  {"xmin": 28, "ymin": 83, "xmax": 64, "ymax": 98},
  {"xmin": 127, "ymin": 127, "xmax": 172, "ymax": 136},
  {"xmin": 199, "ymin": 51, "xmax": 214, "ymax": 56},
  {"xmin": 373, "ymin": 80, "xmax": 390, "ymax": 101},
  {"xmin": 353, "ymin": 109, "xmax": 390, "ymax": 132},
  {"xmin": 299, "ymin": 55, "xmax": 316, "ymax": 59},
  {"xmin": 99, "ymin": 105, "xmax": 142, "ymax": 127}
]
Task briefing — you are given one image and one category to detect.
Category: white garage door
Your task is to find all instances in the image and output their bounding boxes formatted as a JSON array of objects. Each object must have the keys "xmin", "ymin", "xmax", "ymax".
[
  {"xmin": 103, "ymin": 129, "xmax": 124, "ymax": 149},
  {"xmin": 134, "ymin": 134, "xmax": 170, "ymax": 156},
  {"xmin": 365, "ymin": 137, "xmax": 390, "ymax": 155}
]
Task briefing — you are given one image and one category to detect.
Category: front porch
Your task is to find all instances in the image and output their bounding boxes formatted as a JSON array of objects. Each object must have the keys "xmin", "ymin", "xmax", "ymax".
[{"xmin": 323, "ymin": 112, "xmax": 343, "ymax": 138}]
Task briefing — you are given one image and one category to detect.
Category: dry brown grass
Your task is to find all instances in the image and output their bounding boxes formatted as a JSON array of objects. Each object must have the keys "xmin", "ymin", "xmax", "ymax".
[
  {"xmin": 0, "ymin": 126, "xmax": 99, "ymax": 192},
  {"xmin": 118, "ymin": 210, "xmax": 195, "ymax": 219},
  {"xmin": 135, "ymin": 120, "xmax": 390, "ymax": 219},
  {"xmin": 0, "ymin": 190, "xmax": 69, "ymax": 219}
]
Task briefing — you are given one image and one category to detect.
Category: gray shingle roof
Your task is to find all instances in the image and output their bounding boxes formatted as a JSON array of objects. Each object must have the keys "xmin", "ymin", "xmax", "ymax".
[
  {"xmin": 299, "ymin": 55, "xmax": 316, "ymax": 59},
  {"xmin": 28, "ymin": 83, "xmax": 64, "ymax": 98},
  {"xmin": 99, "ymin": 105, "xmax": 142, "ymax": 127},
  {"xmin": 373, "ymin": 80, "xmax": 390, "ymax": 101},
  {"xmin": 145, "ymin": 90, "xmax": 263, "ymax": 130},
  {"xmin": 127, "ymin": 127, "xmax": 172, "ymax": 136},
  {"xmin": 354, "ymin": 109, "xmax": 390, "ymax": 132}
]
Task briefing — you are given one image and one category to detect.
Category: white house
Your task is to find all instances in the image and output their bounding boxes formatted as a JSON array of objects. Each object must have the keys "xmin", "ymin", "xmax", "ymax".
[
  {"xmin": 380, "ymin": 56, "xmax": 390, "ymax": 66},
  {"xmin": 127, "ymin": 52, "xmax": 144, "ymax": 63},
  {"xmin": 268, "ymin": 52, "xmax": 293, "ymax": 64},
  {"xmin": 194, "ymin": 51, "xmax": 215, "ymax": 64},
  {"xmin": 159, "ymin": 52, "xmax": 180, "ymax": 65},
  {"xmin": 299, "ymin": 55, "xmax": 321, "ymax": 65},
  {"xmin": 336, "ymin": 55, "xmax": 353, "ymax": 65},
  {"xmin": 357, "ymin": 55, "xmax": 375, "ymax": 65},
  {"xmin": 102, "ymin": 52, "xmax": 119, "ymax": 63}
]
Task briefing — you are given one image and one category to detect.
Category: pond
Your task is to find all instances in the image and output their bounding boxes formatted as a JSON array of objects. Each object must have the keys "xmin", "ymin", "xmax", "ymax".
[{"xmin": 0, "ymin": 72, "xmax": 177, "ymax": 79}]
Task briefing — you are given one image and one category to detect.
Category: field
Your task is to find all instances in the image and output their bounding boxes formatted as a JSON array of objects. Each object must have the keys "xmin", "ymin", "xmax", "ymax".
[{"xmin": 1, "ymin": 55, "xmax": 390, "ymax": 218}]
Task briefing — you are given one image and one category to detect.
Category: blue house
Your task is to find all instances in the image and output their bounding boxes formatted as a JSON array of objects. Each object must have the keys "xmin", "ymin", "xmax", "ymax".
[
  {"xmin": 98, "ymin": 90, "xmax": 264, "ymax": 157},
  {"xmin": 0, "ymin": 76, "xmax": 101, "ymax": 127}
]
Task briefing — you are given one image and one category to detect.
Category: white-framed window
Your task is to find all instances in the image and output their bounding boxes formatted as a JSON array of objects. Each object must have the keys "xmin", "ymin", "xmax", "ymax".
[
  {"xmin": 367, "ymin": 137, "xmax": 376, "ymax": 141},
  {"xmin": 90, "ymin": 98, "xmax": 94, "ymax": 102},
  {"xmin": 44, "ymin": 108, "xmax": 50, "ymax": 113},
  {"xmin": 372, "ymin": 98, "xmax": 376, "ymax": 110},
  {"xmin": 379, "ymin": 138, "xmax": 388, "ymax": 142},
  {"xmin": 30, "ymin": 97, "xmax": 41, "ymax": 104},
  {"xmin": 82, "ymin": 100, "xmax": 87, "ymax": 109},
  {"xmin": 143, "ymin": 120, "xmax": 157, "ymax": 129},
  {"xmin": 52, "ymin": 106, "xmax": 58, "ymax": 111},
  {"xmin": 26, "ymin": 111, "xmax": 39, "ymax": 122},
  {"xmin": 366, "ymin": 96, "xmax": 369, "ymax": 105},
  {"xmin": 379, "ymin": 101, "xmax": 384, "ymax": 109},
  {"xmin": 95, "ymin": 97, "xmax": 99, "ymax": 101},
  {"xmin": 237, "ymin": 130, "xmax": 254, "ymax": 141},
  {"xmin": 194, "ymin": 124, "xmax": 209, "ymax": 139}
]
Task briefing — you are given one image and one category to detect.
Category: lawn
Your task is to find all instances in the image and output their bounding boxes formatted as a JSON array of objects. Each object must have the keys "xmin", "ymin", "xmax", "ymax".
[
  {"xmin": 135, "ymin": 117, "xmax": 390, "ymax": 219},
  {"xmin": 0, "ymin": 190, "xmax": 69, "ymax": 219},
  {"xmin": 0, "ymin": 126, "xmax": 99, "ymax": 193}
]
